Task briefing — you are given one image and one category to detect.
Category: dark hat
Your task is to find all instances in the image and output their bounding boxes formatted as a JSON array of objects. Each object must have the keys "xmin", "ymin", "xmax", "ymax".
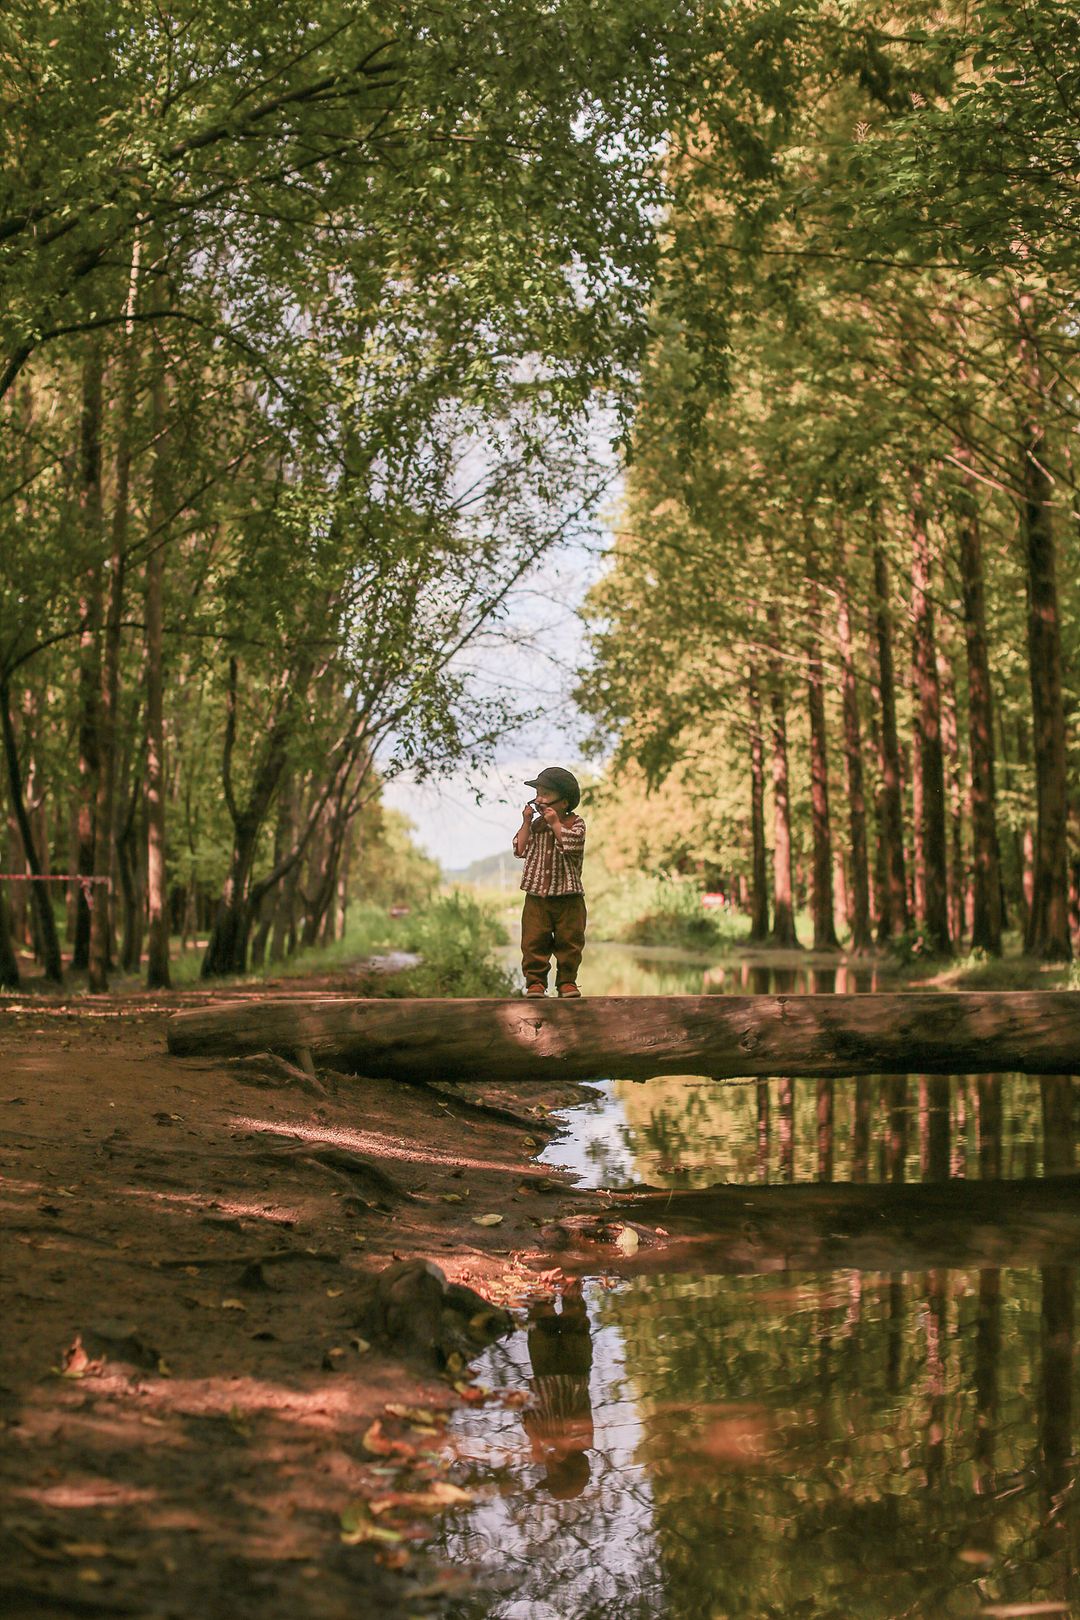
[{"xmin": 525, "ymin": 766, "xmax": 580, "ymax": 811}]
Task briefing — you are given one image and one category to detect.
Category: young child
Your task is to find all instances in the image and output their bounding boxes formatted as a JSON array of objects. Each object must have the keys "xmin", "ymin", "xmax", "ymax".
[{"xmin": 512, "ymin": 766, "xmax": 587, "ymax": 997}]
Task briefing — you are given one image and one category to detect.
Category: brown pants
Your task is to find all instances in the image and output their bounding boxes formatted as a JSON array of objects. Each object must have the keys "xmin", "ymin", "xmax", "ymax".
[{"xmin": 521, "ymin": 893, "xmax": 587, "ymax": 989}]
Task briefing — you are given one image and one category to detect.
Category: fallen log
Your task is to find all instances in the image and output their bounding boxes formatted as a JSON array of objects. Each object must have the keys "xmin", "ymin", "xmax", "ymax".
[{"xmin": 166, "ymin": 992, "xmax": 1080, "ymax": 1081}]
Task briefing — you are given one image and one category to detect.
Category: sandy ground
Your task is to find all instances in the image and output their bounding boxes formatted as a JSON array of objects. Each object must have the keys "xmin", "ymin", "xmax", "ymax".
[{"xmin": 0, "ymin": 979, "xmax": 593, "ymax": 1620}]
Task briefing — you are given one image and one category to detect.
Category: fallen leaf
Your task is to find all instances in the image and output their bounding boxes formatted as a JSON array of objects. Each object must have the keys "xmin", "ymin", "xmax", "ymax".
[
  {"xmin": 350, "ymin": 1336, "xmax": 371, "ymax": 1354},
  {"xmin": 614, "ymin": 1226, "xmax": 640, "ymax": 1256},
  {"xmin": 326, "ymin": 1288, "xmax": 344, "ymax": 1298},
  {"xmin": 339, "ymin": 1503, "xmax": 405, "ymax": 1546},
  {"xmin": 439, "ymin": 1193, "xmax": 464, "ymax": 1205},
  {"xmin": 220, "ymin": 1298, "xmax": 246, "ymax": 1312},
  {"xmin": 362, "ymin": 1420, "xmax": 416, "ymax": 1458},
  {"xmin": 385, "ymin": 1404, "xmax": 444, "ymax": 1426},
  {"xmin": 63, "ymin": 1543, "xmax": 109, "ymax": 1559},
  {"xmin": 369, "ymin": 1483, "xmax": 473, "ymax": 1516},
  {"xmin": 472, "ymin": 1213, "xmax": 503, "ymax": 1228}
]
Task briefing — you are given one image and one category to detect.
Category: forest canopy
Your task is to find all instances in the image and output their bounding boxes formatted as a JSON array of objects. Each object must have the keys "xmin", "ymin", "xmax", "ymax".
[{"xmin": 581, "ymin": 0, "xmax": 1079, "ymax": 964}]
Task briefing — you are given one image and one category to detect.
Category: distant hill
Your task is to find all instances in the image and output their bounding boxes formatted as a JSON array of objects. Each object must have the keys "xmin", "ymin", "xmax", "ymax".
[{"xmin": 446, "ymin": 848, "xmax": 519, "ymax": 889}]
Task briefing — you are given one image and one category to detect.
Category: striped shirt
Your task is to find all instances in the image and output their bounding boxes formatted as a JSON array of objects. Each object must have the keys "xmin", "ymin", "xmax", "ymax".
[{"xmin": 517, "ymin": 815, "xmax": 586, "ymax": 896}]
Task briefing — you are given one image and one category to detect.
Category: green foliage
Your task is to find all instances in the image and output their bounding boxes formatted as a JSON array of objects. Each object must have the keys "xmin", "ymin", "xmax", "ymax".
[
  {"xmin": 388, "ymin": 891, "xmax": 515, "ymax": 998},
  {"xmin": 589, "ymin": 872, "xmax": 748, "ymax": 952}
]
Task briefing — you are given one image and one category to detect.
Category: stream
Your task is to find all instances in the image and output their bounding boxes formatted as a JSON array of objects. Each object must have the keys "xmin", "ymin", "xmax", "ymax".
[{"xmin": 434, "ymin": 945, "xmax": 1078, "ymax": 1620}]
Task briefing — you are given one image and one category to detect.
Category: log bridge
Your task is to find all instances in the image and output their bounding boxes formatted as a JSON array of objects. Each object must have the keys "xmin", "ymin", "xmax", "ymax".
[{"xmin": 166, "ymin": 991, "xmax": 1080, "ymax": 1083}]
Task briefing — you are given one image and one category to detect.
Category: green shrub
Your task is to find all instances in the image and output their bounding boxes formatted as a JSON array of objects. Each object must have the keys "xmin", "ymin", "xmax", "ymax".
[
  {"xmin": 589, "ymin": 871, "xmax": 749, "ymax": 951},
  {"xmin": 391, "ymin": 890, "xmax": 514, "ymax": 997}
]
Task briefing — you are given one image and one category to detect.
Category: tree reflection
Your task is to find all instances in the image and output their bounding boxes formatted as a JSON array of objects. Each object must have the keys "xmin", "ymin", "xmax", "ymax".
[
  {"xmin": 918, "ymin": 1076, "xmax": 950, "ymax": 1182},
  {"xmin": 448, "ymin": 1069, "xmax": 1080, "ymax": 1620}
]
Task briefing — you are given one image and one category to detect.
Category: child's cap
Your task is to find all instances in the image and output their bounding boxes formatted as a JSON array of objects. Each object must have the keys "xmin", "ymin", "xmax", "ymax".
[{"xmin": 525, "ymin": 766, "xmax": 580, "ymax": 810}]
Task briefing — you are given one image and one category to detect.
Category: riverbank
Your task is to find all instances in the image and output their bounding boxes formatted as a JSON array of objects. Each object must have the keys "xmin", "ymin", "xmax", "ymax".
[{"xmin": 0, "ymin": 977, "xmax": 594, "ymax": 1620}]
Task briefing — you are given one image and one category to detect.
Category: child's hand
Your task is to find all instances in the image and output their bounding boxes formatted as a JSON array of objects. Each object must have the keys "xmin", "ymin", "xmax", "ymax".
[
  {"xmin": 540, "ymin": 803, "xmax": 561, "ymax": 828},
  {"xmin": 521, "ymin": 802, "xmax": 535, "ymax": 822}
]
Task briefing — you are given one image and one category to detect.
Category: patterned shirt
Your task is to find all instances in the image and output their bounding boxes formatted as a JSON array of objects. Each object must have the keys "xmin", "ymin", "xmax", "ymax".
[{"xmin": 517, "ymin": 815, "xmax": 586, "ymax": 896}]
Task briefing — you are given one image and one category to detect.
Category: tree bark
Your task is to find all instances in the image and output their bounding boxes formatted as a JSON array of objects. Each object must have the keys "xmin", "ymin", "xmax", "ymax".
[
  {"xmin": 1015, "ymin": 296, "xmax": 1072, "ymax": 960},
  {"xmin": 166, "ymin": 991, "xmax": 1080, "ymax": 1081},
  {"xmin": 766, "ymin": 619, "xmax": 800, "ymax": 948},
  {"xmin": 871, "ymin": 539, "xmax": 909, "ymax": 939},
  {"xmin": 0, "ymin": 681, "xmax": 63, "ymax": 981},
  {"xmin": 746, "ymin": 665, "xmax": 770, "ymax": 943},
  {"xmin": 0, "ymin": 883, "xmax": 20, "ymax": 989},
  {"xmin": 73, "ymin": 346, "xmax": 104, "ymax": 970},
  {"xmin": 834, "ymin": 547, "xmax": 871, "ymax": 952},
  {"xmin": 954, "ymin": 444, "xmax": 1003, "ymax": 953},
  {"xmin": 145, "ymin": 331, "xmax": 171, "ymax": 988},
  {"xmin": 805, "ymin": 561, "xmax": 840, "ymax": 950},
  {"xmin": 88, "ymin": 402, "xmax": 134, "ymax": 987},
  {"xmin": 909, "ymin": 475, "xmax": 951, "ymax": 953},
  {"xmin": 936, "ymin": 645, "xmax": 966, "ymax": 950}
]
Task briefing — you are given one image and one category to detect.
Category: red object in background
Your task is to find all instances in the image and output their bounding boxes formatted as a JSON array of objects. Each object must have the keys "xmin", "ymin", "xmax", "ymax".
[
  {"xmin": 388, "ymin": 905, "xmax": 411, "ymax": 918},
  {"xmin": 701, "ymin": 893, "xmax": 728, "ymax": 910}
]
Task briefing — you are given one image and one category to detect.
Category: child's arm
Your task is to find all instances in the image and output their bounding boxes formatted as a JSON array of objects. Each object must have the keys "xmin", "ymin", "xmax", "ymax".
[{"xmin": 512, "ymin": 804, "xmax": 535, "ymax": 859}]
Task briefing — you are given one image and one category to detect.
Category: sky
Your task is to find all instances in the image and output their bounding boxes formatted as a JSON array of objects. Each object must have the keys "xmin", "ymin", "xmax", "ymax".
[{"xmin": 383, "ymin": 540, "xmax": 606, "ymax": 872}]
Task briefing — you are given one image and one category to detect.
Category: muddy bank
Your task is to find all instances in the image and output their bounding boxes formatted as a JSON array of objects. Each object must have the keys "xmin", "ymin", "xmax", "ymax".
[{"xmin": 0, "ymin": 987, "xmax": 594, "ymax": 1619}]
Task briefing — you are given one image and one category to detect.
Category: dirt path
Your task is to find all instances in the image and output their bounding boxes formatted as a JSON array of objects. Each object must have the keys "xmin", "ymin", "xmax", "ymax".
[{"xmin": 0, "ymin": 983, "xmax": 591, "ymax": 1618}]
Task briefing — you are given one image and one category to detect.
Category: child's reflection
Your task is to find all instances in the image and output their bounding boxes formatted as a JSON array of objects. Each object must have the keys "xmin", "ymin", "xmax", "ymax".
[{"xmin": 522, "ymin": 1281, "xmax": 594, "ymax": 1500}]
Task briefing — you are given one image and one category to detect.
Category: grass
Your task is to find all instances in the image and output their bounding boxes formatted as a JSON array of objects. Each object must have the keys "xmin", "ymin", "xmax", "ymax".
[
  {"xmin": 170, "ymin": 891, "xmax": 515, "ymax": 997},
  {"xmin": 587, "ymin": 872, "xmax": 752, "ymax": 952}
]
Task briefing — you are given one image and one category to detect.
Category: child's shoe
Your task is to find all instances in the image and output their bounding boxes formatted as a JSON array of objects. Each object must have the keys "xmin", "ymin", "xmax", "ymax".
[
  {"xmin": 557, "ymin": 983, "xmax": 581, "ymax": 998},
  {"xmin": 524, "ymin": 982, "xmax": 547, "ymax": 997}
]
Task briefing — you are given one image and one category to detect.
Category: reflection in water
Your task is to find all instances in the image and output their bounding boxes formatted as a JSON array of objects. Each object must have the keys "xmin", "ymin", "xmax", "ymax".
[
  {"xmin": 442, "ymin": 950, "xmax": 1078, "ymax": 1619},
  {"xmin": 568, "ymin": 943, "xmax": 882, "ymax": 1000},
  {"xmin": 521, "ymin": 1285, "xmax": 594, "ymax": 1500}
]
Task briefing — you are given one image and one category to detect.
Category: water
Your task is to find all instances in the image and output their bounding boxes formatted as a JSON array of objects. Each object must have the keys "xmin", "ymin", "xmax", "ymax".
[{"xmin": 436, "ymin": 947, "xmax": 1079, "ymax": 1619}]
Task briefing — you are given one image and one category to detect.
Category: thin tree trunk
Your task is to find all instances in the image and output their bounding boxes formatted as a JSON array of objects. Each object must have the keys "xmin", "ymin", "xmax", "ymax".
[
  {"xmin": 871, "ymin": 539, "xmax": 909, "ymax": 939},
  {"xmin": 88, "ymin": 332, "xmax": 137, "ymax": 989},
  {"xmin": 145, "ymin": 328, "xmax": 171, "ymax": 988},
  {"xmin": 806, "ymin": 561, "xmax": 840, "ymax": 950},
  {"xmin": 766, "ymin": 623, "xmax": 800, "ymax": 949},
  {"xmin": 1015, "ymin": 296, "xmax": 1072, "ymax": 960},
  {"xmin": 0, "ymin": 681, "xmax": 62, "ymax": 981},
  {"xmin": 937, "ymin": 645, "xmax": 965, "ymax": 951},
  {"xmin": 909, "ymin": 476, "xmax": 951, "ymax": 954},
  {"xmin": 835, "ymin": 550, "xmax": 871, "ymax": 952},
  {"xmin": 73, "ymin": 347, "xmax": 104, "ymax": 970},
  {"xmin": 0, "ymin": 883, "xmax": 19, "ymax": 988},
  {"xmin": 747, "ymin": 665, "xmax": 770, "ymax": 943},
  {"xmin": 954, "ymin": 450, "xmax": 1003, "ymax": 953}
]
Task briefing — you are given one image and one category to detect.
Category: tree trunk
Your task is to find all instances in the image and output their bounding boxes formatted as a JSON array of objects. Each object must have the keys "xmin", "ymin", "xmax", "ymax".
[
  {"xmin": 0, "ymin": 884, "xmax": 20, "ymax": 989},
  {"xmin": 73, "ymin": 347, "xmax": 104, "ymax": 971},
  {"xmin": 145, "ymin": 340, "xmax": 171, "ymax": 988},
  {"xmin": 166, "ymin": 990, "xmax": 1080, "ymax": 1082},
  {"xmin": 871, "ymin": 539, "xmax": 909, "ymax": 939},
  {"xmin": 835, "ymin": 550, "xmax": 871, "ymax": 952},
  {"xmin": 937, "ymin": 645, "xmax": 965, "ymax": 951},
  {"xmin": 766, "ymin": 621, "xmax": 800, "ymax": 948},
  {"xmin": 201, "ymin": 817, "xmax": 261, "ymax": 978},
  {"xmin": 0, "ymin": 681, "xmax": 62, "ymax": 981},
  {"xmin": 909, "ymin": 476, "xmax": 951, "ymax": 953},
  {"xmin": 1015, "ymin": 298, "xmax": 1072, "ymax": 960},
  {"xmin": 747, "ymin": 665, "xmax": 769, "ymax": 943},
  {"xmin": 806, "ymin": 563, "xmax": 840, "ymax": 950},
  {"xmin": 954, "ymin": 453, "xmax": 1003, "ymax": 954},
  {"xmin": 88, "ymin": 450, "xmax": 130, "ymax": 989}
]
